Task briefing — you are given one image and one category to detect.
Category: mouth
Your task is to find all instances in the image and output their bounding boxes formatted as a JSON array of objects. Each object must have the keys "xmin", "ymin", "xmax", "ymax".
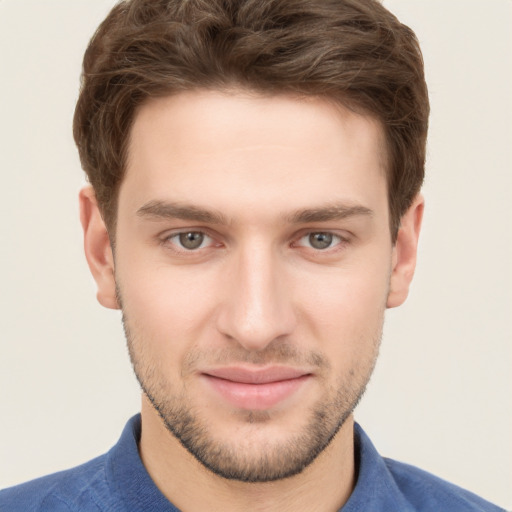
[{"xmin": 200, "ymin": 366, "xmax": 313, "ymax": 410}]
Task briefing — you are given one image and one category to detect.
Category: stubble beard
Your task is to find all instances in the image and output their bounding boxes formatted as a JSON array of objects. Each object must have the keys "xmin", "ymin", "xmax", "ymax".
[{"xmin": 120, "ymin": 304, "xmax": 382, "ymax": 483}]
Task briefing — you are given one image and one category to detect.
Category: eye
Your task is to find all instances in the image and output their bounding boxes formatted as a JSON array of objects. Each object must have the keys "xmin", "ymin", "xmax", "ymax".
[
  {"xmin": 167, "ymin": 231, "xmax": 213, "ymax": 250},
  {"xmin": 296, "ymin": 232, "xmax": 344, "ymax": 250}
]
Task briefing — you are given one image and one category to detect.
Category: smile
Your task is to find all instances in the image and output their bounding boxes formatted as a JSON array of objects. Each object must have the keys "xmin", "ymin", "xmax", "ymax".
[{"xmin": 201, "ymin": 366, "xmax": 312, "ymax": 410}]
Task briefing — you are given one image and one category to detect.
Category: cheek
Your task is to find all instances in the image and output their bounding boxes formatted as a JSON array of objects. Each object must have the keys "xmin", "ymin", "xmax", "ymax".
[
  {"xmin": 115, "ymin": 251, "xmax": 223, "ymax": 365},
  {"xmin": 293, "ymin": 258, "xmax": 390, "ymax": 352}
]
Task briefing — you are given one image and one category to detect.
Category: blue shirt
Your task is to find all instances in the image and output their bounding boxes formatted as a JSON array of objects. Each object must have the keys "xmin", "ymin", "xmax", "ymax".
[{"xmin": 0, "ymin": 415, "xmax": 505, "ymax": 511}]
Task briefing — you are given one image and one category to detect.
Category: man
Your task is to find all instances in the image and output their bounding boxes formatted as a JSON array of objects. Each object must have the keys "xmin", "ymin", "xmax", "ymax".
[{"xmin": 0, "ymin": 0, "xmax": 506, "ymax": 511}]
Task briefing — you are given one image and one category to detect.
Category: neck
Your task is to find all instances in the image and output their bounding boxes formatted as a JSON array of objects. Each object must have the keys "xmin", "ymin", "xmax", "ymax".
[{"xmin": 139, "ymin": 399, "xmax": 356, "ymax": 512}]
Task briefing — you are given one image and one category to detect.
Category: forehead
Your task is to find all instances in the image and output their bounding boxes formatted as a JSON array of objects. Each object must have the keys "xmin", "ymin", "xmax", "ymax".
[{"xmin": 121, "ymin": 90, "xmax": 388, "ymax": 222}]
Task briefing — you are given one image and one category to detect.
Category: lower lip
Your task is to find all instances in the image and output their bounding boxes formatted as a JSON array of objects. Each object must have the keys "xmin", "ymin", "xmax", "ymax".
[{"xmin": 202, "ymin": 374, "xmax": 311, "ymax": 410}]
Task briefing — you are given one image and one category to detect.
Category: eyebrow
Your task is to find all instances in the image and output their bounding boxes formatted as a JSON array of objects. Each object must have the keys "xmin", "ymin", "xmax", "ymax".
[
  {"xmin": 136, "ymin": 200, "xmax": 373, "ymax": 225},
  {"xmin": 286, "ymin": 204, "xmax": 373, "ymax": 223},
  {"xmin": 137, "ymin": 201, "xmax": 228, "ymax": 224}
]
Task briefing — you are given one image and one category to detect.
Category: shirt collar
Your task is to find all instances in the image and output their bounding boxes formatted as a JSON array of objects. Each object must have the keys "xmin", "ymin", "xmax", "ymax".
[
  {"xmin": 106, "ymin": 414, "xmax": 409, "ymax": 511},
  {"xmin": 341, "ymin": 423, "xmax": 411, "ymax": 511}
]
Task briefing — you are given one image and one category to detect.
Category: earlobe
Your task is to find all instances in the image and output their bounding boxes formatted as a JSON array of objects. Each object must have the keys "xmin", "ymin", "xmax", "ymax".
[
  {"xmin": 387, "ymin": 195, "xmax": 424, "ymax": 309},
  {"xmin": 79, "ymin": 186, "xmax": 119, "ymax": 310}
]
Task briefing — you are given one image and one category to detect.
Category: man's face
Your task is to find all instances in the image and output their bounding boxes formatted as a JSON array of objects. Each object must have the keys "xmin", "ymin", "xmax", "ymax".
[{"xmin": 111, "ymin": 90, "xmax": 396, "ymax": 481}]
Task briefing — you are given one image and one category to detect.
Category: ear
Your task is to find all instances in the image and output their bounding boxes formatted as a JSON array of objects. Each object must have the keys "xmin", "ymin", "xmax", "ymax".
[
  {"xmin": 79, "ymin": 186, "xmax": 119, "ymax": 310},
  {"xmin": 387, "ymin": 194, "xmax": 424, "ymax": 309}
]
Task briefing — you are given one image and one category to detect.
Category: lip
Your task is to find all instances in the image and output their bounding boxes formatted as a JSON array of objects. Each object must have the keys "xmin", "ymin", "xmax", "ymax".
[{"xmin": 201, "ymin": 366, "xmax": 312, "ymax": 410}]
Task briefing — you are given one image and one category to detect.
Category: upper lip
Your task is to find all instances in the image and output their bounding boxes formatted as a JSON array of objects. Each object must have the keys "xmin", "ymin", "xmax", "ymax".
[{"xmin": 202, "ymin": 366, "xmax": 311, "ymax": 384}]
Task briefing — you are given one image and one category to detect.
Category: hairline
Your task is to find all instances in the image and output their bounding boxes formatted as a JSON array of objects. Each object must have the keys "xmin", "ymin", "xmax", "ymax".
[{"xmin": 103, "ymin": 86, "xmax": 394, "ymax": 242}]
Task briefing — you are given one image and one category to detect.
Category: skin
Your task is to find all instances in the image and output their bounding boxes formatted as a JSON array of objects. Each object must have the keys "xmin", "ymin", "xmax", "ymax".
[{"xmin": 80, "ymin": 90, "xmax": 423, "ymax": 512}]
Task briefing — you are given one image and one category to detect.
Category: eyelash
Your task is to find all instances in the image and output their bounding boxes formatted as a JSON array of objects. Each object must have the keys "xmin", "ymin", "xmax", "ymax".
[
  {"xmin": 293, "ymin": 232, "xmax": 348, "ymax": 251},
  {"xmin": 161, "ymin": 231, "xmax": 217, "ymax": 253},
  {"xmin": 160, "ymin": 230, "xmax": 350, "ymax": 254}
]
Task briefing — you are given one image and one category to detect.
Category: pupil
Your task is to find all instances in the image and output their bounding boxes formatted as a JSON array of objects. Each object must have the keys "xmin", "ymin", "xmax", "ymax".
[
  {"xmin": 310, "ymin": 233, "xmax": 332, "ymax": 250},
  {"xmin": 179, "ymin": 232, "xmax": 204, "ymax": 249}
]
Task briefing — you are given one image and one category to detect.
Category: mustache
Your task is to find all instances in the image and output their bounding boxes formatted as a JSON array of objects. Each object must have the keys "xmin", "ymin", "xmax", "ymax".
[
  {"xmin": 117, "ymin": 283, "xmax": 329, "ymax": 371},
  {"xmin": 182, "ymin": 340, "xmax": 330, "ymax": 371}
]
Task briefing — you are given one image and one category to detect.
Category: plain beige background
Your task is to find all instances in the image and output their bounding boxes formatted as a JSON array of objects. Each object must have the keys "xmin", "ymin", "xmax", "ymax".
[{"xmin": 0, "ymin": 0, "xmax": 510, "ymax": 509}]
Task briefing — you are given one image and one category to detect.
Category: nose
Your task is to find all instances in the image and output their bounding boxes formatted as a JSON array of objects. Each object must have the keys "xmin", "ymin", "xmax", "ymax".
[{"xmin": 216, "ymin": 242, "xmax": 297, "ymax": 352}]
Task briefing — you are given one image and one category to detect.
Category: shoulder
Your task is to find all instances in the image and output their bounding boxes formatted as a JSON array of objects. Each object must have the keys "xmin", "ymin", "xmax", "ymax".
[
  {"xmin": 349, "ymin": 423, "xmax": 506, "ymax": 512},
  {"xmin": 0, "ymin": 455, "xmax": 109, "ymax": 512},
  {"xmin": 384, "ymin": 458, "xmax": 507, "ymax": 512}
]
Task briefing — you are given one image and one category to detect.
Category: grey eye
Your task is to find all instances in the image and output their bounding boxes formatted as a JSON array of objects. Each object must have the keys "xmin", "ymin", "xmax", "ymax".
[
  {"xmin": 308, "ymin": 232, "xmax": 334, "ymax": 250},
  {"xmin": 179, "ymin": 232, "xmax": 205, "ymax": 250}
]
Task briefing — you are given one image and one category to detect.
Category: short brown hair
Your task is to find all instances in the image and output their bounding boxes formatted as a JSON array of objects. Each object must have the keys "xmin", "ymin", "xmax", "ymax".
[{"xmin": 73, "ymin": 0, "xmax": 429, "ymax": 239}]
